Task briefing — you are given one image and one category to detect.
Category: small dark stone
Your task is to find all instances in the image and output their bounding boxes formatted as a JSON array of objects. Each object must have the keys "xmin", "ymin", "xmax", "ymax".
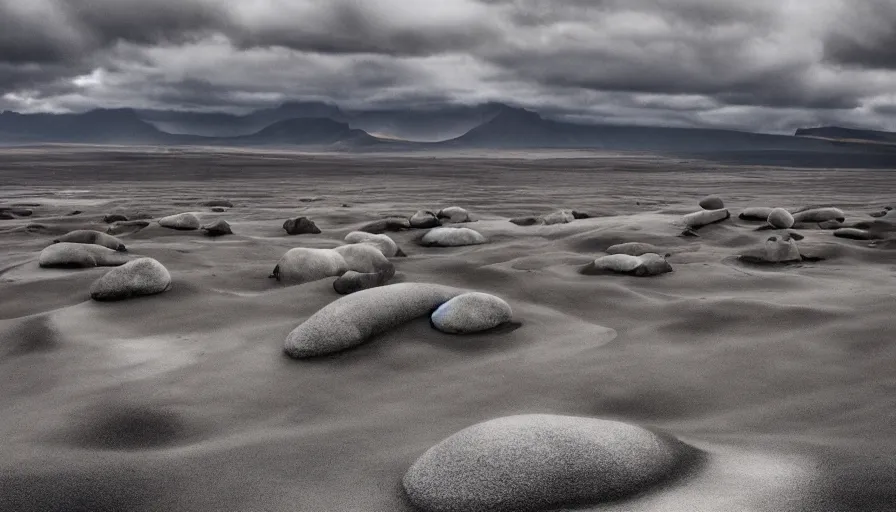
[
  {"xmin": 201, "ymin": 219, "xmax": 233, "ymax": 237},
  {"xmin": 10, "ymin": 209, "xmax": 33, "ymax": 217},
  {"xmin": 509, "ymin": 216, "xmax": 541, "ymax": 226},
  {"xmin": 283, "ymin": 217, "xmax": 321, "ymax": 235},
  {"xmin": 870, "ymin": 211, "xmax": 886, "ymax": 218},
  {"xmin": 67, "ymin": 210, "xmax": 83, "ymax": 216},
  {"xmin": 342, "ymin": 204, "xmax": 350, "ymax": 208},
  {"xmin": 103, "ymin": 214, "xmax": 129, "ymax": 223},
  {"xmin": 788, "ymin": 231, "xmax": 805, "ymax": 241},
  {"xmin": 210, "ymin": 207, "xmax": 226, "ymax": 213},
  {"xmin": 0, "ymin": 212, "xmax": 13, "ymax": 220},
  {"xmin": 680, "ymin": 228, "xmax": 700, "ymax": 237},
  {"xmin": 571, "ymin": 211, "xmax": 591, "ymax": 220}
]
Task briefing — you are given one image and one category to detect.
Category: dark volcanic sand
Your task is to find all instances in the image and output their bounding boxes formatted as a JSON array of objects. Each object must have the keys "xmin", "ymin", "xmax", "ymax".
[{"xmin": 1, "ymin": 146, "xmax": 895, "ymax": 511}]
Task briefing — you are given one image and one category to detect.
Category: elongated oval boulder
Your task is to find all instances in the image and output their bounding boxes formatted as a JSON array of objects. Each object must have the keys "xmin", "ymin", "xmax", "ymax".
[
  {"xmin": 739, "ymin": 236, "xmax": 801, "ymax": 264},
  {"xmin": 284, "ymin": 283, "xmax": 463, "ymax": 358},
  {"xmin": 582, "ymin": 253, "xmax": 673, "ymax": 277},
  {"xmin": 431, "ymin": 293, "xmax": 512, "ymax": 334},
  {"xmin": 738, "ymin": 207, "xmax": 775, "ymax": 221},
  {"xmin": 767, "ymin": 208, "xmax": 795, "ymax": 229},
  {"xmin": 818, "ymin": 220, "xmax": 843, "ymax": 230},
  {"xmin": 834, "ymin": 228, "xmax": 877, "ymax": 240},
  {"xmin": 683, "ymin": 209, "xmax": 729, "ymax": 229},
  {"xmin": 421, "ymin": 227, "xmax": 487, "ymax": 247},
  {"xmin": 437, "ymin": 206, "xmax": 473, "ymax": 223},
  {"xmin": 403, "ymin": 414, "xmax": 696, "ymax": 512},
  {"xmin": 39, "ymin": 243, "xmax": 131, "ymax": 268},
  {"xmin": 606, "ymin": 242, "xmax": 663, "ymax": 257},
  {"xmin": 360, "ymin": 217, "xmax": 411, "ymax": 234},
  {"xmin": 89, "ymin": 258, "xmax": 171, "ymax": 301},
  {"xmin": 344, "ymin": 231, "xmax": 401, "ymax": 257},
  {"xmin": 54, "ymin": 230, "xmax": 127, "ymax": 251},
  {"xmin": 201, "ymin": 219, "xmax": 232, "ymax": 237},
  {"xmin": 333, "ymin": 270, "xmax": 393, "ymax": 295},
  {"xmin": 793, "ymin": 207, "xmax": 845, "ymax": 224},
  {"xmin": 333, "ymin": 244, "xmax": 395, "ymax": 275},
  {"xmin": 283, "ymin": 217, "xmax": 321, "ymax": 235},
  {"xmin": 410, "ymin": 210, "xmax": 441, "ymax": 229},
  {"xmin": 509, "ymin": 216, "xmax": 542, "ymax": 226},
  {"xmin": 269, "ymin": 248, "xmax": 348, "ymax": 284},
  {"xmin": 158, "ymin": 213, "xmax": 200, "ymax": 231},
  {"xmin": 699, "ymin": 195, "xmax": 724, "ymax": 210}
]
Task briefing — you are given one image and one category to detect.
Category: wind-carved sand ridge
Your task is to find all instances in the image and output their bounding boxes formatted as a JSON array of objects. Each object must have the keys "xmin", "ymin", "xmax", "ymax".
[{"xmin": 0, "ymin": 148, "xmax": 894, "ymax": 511}]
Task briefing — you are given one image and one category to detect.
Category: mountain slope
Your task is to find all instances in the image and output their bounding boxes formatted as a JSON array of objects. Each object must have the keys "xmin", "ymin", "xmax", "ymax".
[
  {"xmin": 0, "ymin": 109, "xmax": 175, "ymax": 144},
  {"xmin": 795, "ymin": 126, "xmax": 896, "ymax": 145}
]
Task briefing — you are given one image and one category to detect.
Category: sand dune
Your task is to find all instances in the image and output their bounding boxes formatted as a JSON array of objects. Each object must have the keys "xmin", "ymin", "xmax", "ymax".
[{"xmin": 1, "ymin": 147, "xmax": 895, "ymax": 511}]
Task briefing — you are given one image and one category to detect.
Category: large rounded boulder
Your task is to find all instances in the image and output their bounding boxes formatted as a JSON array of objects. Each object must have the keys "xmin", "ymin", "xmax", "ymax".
[
  {"xmin": 53, "ymin": 230, "xmax": 127, "ymax": 252},
  {"xmin": 430, "ymin": 293, "xmax": 512, "ymax": 334},
  {"xmin": 39, "ymin": 243, "xmax": 131, "ymax": 269},
  {"xmin": 269, "ymin": 248, "xmax": 348, "ymax": 284},
  {"xmin": 437, "ymin": 207, "xmax": 473, "ymax": 223},
  {"xmin": 403, "ymin": 414, "xmax": 696, "ymax": 512},
  {"xmin": 89, "ymin": 258, "xmax": 171, "ymax": 301},
  {"xmin": 421, "ymin": 227, "xmax": 487, "ymax": 247},
  {"xmin": 699, "ymin": 195, "xmax": 724, "ymax": 210},
  {"xmin": 767, "ymin": 208, "xmax": 795, "ymax": 229},
  {"xmin": 344, "ymin": 231, "xmax": 403, "ymax": 257},
  {"xmin": 158, "ymin": 213, "xmax": 200, "ymax": 231},
  {"xmin": 283, "ymin": 217, "xmax": 321, "ymax": 235},
  {"xmin": 582, "ymin": 253, "xmax": 673, "ymax": 277},
  {"xmin": 410, "ymin": 210, "xmax": 441, "ymax": 229},
  {"xmin": 201, "ymin": 219, "xmax": 233, "ymax": 237}
]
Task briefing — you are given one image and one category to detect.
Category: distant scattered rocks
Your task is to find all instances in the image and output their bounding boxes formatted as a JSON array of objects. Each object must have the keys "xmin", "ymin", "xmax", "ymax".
[
  {"xmin": 792, "ymin": 207, "xmax": 845, "ymax": 224},
  {"xmin": 103, "ymin": 214, "xmax": 128, "ymax": 223},
  {"xmin": 606, "ymin": 242, "xmax": 663, "ymax": 257},
  {"xmin": 767, "ymin": 208, "xmax": 795, "ymax": 229},
  {"xmin": 834, "ymin": 228, "xmax": 877, "ymax": 240},
  {"xmin": 106, "ymin": 220, "xmax": 150, "ymax": 236},
  {"xmin": 738, "ymin": 207, "xmax": 775, "ymax": 221},
  {"xmin": 739, "ymin": 235, "xmax": 802, "ymax": 264},
  {"xmin": 410, "ymin": 210, "xmax": 441, "ymax": 229},
  {"xmin": 283, "ymin": 217, "xmax": 321, "ymax": 235},
  {"xmin": 402, "ymin": 414, "xmax": 695, "ymax": 512},
  {"xmin": 53, "ymin": 230, "xmax": 127, "ymax": 251},
  {"xmin": 299, "ymin": 197, "xmax": 324, "ymax": 203},
  {"xmin": 431, "ymin": 292, "xmax": 512, "ymax": 334},
  {"xmin": 359, "ymin": 217, "xmax": 411, "ymax": 234},
  {"xmin": 683, "ymin": 209, "xmax": 730, "ymax": 229},
  {"xmin": 437, "ymin": 206, "xmax": 473, "ymax": 223},
  {"xmin": 200, "ymin": 199, "xmax": 233, "ymax": 208},
  {"xmin": 344, "ymin": 231, "xmax": 402, "ymax": 257},
  {"xmin": 201, "ymin": 219, "xmax": 232, "ymax": 237},
  {"xmin": 699, "ymin": 195, "xmax": 724, "ymax": 210},
  {"xmin": 333, "ymin": 270, "xmax": 393, "ymax": 295},
  {"xmin": 90, "ymin": 258, "xmax": 172, "ymax": 301},
  {"xmin": 421, "ymin": 227, "xmax": 487, "ymax": 247},
  {"xmin": 284, "ymin": 283, "xmax": 463, "ymax": 358},
  {"xmin": 582, "ymin": 253, "xmax": 673, "ymax": 277},
  {"xmin": 39, "ymin": 243, "xmax": 131, "ymax": 269},
  {"xmin": 158, "ymin": 213, "xmax": 200, "ymax": 231}
]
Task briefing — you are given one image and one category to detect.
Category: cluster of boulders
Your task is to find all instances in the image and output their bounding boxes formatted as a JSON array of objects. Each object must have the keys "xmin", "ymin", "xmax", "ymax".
[{"xmin": 509, "ymin": 209, "xmax": 590, "ymax": 227}]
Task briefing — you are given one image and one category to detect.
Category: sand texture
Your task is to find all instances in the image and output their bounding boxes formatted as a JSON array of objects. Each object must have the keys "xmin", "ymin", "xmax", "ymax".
[{"xmin": 0, "ymin": 147, "xmax": 895, "ymax": 511}]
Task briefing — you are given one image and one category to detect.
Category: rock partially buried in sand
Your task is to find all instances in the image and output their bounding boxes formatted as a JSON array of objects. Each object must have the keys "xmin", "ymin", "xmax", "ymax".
[
  {"xmin": 582, "ymin": 253, "xmax": 673, "ymax": 277},
  {"xmin": 53, "ymin": 230, "xmax": 127, "ymax": 252},
  {"xmin": 683, "ymin": 209, "xmax": 729, "ymax": 229},
  {"xmin": 606, "ymin": 242, "xmax": 664, "ymax": 257},
  {"xmin": 359, "ymin": 217, "xmax": 412, "ymax": 234},
  {"xmin": 333, "ymin": 270, "xmax": 394, "ymax": 295},
  {"xmin": 106, "ymin": 220, "xmax": 150, "ymax": 236},
  {"xmin": 739, "ymin": 235, "xmax": 802, "ymax": 264},
  {"xmin": 284, "ymin": 283, "xmax": 464, "ymax": 358},
  {"xmin": 541, "ymin": 210, "xmax": 575, "ymax": 225},
  {"xmin": 817, "ymin": 220, "xmax": 843, "ymax": 230},
  {"xmin": 431, "ymin": 293, "xmax": 512, "ymax": 334},
  {"xmin": 39, "ymin": 243, "xmax": 131, "ymax": 268},
  {"xmin": 437, "ymin": 206, "xmax": 473, "ymax": 223},
  {"xmin": 344, "ymin": 231, "xmax": 403, "ymax": 257},
  {"xmin": 270, "ymin": 245, "xmax": 393, "ymax": 285},
  {"xmin": 699, "ymin": 195, "xmax": 724, "ymax": 210},
  {"xmin": 421, "ymin": 227, "xmax": 487, "ymax": 247},
  {"xmin": 200, "ymin": 199, "xmax": 233, "ymax": 208},
  {"xmin": 283, "ymin": 217, "xmax": 321, "ymax": 235},
  {"xmin": 0, "ymin": 211, "xmax": 14, "ymax": 220},
  {"xmin": 509, "ymin": 216, "xmax": 541, "ymax": 226},
  {"xmin": 402, "ymin": 414, "xmax": 696, "ymax": 512},
  {"xmin": 767, "ymin": 208, "xmax": 795, "ymax": 229},
  {"xmin": 410, "ymin": 210, "xmax": 441, "ymax": 229},
  {"xmin": 793, "ymin": 207, "xmax": 845, "ymax": 224},
  {"xmin": 738, "ymin": 207, "xmax": 775, "ymax": 221},
  {"xmin": 201, "ymin": 219, "xmax": 232, "ymax": 237},
  {"xmin": 90, "ymin": 258, "xmax": 171, "ymax": 301},
  {"xmin": 834, "ymin": 228, "xmax": 878, "ymax": 240},
  {"xmin": 158, "ymin": 213, "xmax": 200, "ymax": 231},
  {"xmin": 103, "ymin": 214, "xmax": 128, "ymax": 223},
  {"xmin": 210, "ymin": 207, "xmax": 226, "ymax": 213}
]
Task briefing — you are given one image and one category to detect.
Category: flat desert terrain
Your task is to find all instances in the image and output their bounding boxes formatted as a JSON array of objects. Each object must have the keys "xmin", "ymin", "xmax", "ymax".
[{"xmin": 1, "ymin": 147, "xmax": 895, "ymax": 511}]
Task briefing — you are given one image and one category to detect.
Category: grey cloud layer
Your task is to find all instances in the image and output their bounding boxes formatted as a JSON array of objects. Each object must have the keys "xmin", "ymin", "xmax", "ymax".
[{"xmin": 1, "ymin": 0, "xmax": 895, "ymax": 132}]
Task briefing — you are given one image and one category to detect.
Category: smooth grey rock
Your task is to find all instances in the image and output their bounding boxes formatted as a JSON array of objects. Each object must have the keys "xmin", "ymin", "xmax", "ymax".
[
  {"xmin": 333, "ymin": 244, "xmax": 395, "ymax": 275},
  {"xmin": 106, "ymin": 220, "xmax": 150, "ymax": 236},
  {"xmin": 421, "ymin": 227, "xmax": 487, "ymax": 247},
  {"xmin": 699, "ymin": 195, "xmax": 724, "ymax": 210},
  {"xmin": 283, "ymin": 217, "xmax": 321, "ymax": 235},
  {"xmin": 403, "ymin": 414, "xmax": 694, "ymax": 512},
  {"xmin": 582, "ymin": 253, "xmax": 673, "ymax": 277},
  {"xmin": 53, "ymin": 230, "xmax": 127, "ymax": 251},
  {"xmin": 410, "ymin": 210, "xmax": 441, "ymax": 229},
  {"xmin": 767, "ymin": 208, "xmax": 795, "ymax": 229},
  {"xmin": 430, "ymin": 293, "xmax": 512, "ymax": 334},
  {"xmin": 158, "ymin": 213, "xmax": 200, "ymax": 230},
  {"xmin": 201, "ymin": 219, "xmax": 232, "ymax": 237},
  {"xmin": 738, "ymin": 207, "xmax": 775, "ymax": 221},
  {"xmin": 437, "ymin": 206, "xmax": 473, "ymax": 223},
  {"xmin": 269, "ymin": 248, "xmax": 348, "ymax": 284},
  {"xmin": 284, "ymin": 283, "xmax": 463, "ymax": 358},
  {"xmin": 683, "ymin": 209, "xmax": 729, "ymax": 229},
  {"xmin": 359, "ymin": 217, "xmax": 411, "ymax": 234},
  {"xmin": 834, "ymin": 228, "xmax": 877, "ymax": 240},
  {"xmin": 103, "ymin": 214, "xmax": 128, "ymax": 223},
  {"xmin": 792, "ymin": 207, "xmax": 845, "ymax": 224},
  {"xmin": 89, "ymin": 258, "xmax": 171, "ymax": 301},
  {"xmin": 344, "ymin": 231, "xmax": 401, "ymax": 257},
  {"xmin": 39, "ymin": 243, "xmax": 131, "ymax": 268},
  {"xmin": 818, "ymin": 220, "xmax": 843, "ymax": 230},
  {"xmin": 211, "ymin": 207, "xmax": 226, "ymax": 213},
  {"xmin": 333, "ymin": 270, "xmax": 394, "ymax": 295},
  {"xmin": 606, "ymin": 242, "xmax": 663, "ymax": 257},
  {"xmin": 509, "ymin": 216, "xmax": 541, "ymax": 226},
  {"xmin": 541, "ymin": 210, "xmax": 575, "ymax": 225}
]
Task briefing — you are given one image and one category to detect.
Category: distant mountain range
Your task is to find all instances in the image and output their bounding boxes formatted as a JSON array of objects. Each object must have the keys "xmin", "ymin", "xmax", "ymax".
[{"xmin": 2, "ymin": 102, "xmax": 896, "ymax": 167}]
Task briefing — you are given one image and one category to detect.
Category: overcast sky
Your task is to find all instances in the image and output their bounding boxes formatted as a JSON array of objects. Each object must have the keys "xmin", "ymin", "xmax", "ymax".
[{"xmin": 2, "ymin": 0, "xmax": 895, "ymax": 133}]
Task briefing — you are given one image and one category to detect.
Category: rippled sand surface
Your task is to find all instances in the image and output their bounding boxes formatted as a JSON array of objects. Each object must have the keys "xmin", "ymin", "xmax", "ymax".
[{"xmin": 1, "ymin": 147, "xmax": 895, "ymax": 511}]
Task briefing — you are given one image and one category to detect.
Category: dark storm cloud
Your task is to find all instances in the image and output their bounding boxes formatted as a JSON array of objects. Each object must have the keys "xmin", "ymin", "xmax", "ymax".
[{"xmin": 0, "ymin": 0, "xmax": 894, "ymax": 132}]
